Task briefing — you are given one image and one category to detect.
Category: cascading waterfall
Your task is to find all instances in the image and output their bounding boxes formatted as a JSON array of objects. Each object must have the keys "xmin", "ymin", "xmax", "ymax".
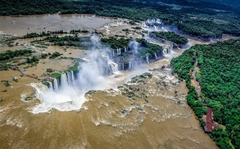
[
  {"xmin": 144, "ymin": 18, "xmax": 163, "ymax": 32},
  {"xmin": 162, "ymin": 43, "xmax": 175, "ymax": 58},
  {"xmin": 133, "ymin": 60, "xmax": 138, "ymax": 68},
  {"xmin": 117, "ymin": 48, "xmax": 121, "ymax": 55},
  {"xmin": 128, "ymin": 60, "xmax": 132, "ymax": 69},
  {"xmin": 48, "ymin": 81, "xmax": 53, "ymax": 90},
  {"xmin": 124, "ymin": 47, "xmax": 127, "ymax": 53},
  {"xmin": 163, "ymin": 49, "xmax": 168, "ymax": 54},
  {"xmin": 146, "ymin": 55, "xmax": 149, "ymax": 63},
  {"xmin": 112, "ymin": 50, "xmax": 115, "ymax": 57},
  {"xmin": 71, "ymin": 71, "xmax": 75, "ymax": 81},
  {"xmin": 31, "ymin": 35, "xmax": 130, "ymax": 114},
  {"xmin": 161, "ymin": 26, "xmax": 167, "ymax": 32},
  {"xmin": 128, "ymin": 59, "xmax": 141, "ymax": 69},
  {"xmin": 146, "ymin": 18, "xmax": 159, "ymax": 24},
  {"xmin": 154, "ymin": 52, "xmax": 158, "ymax": 60},
  {"xmin": 53, "ymin": 78, "xmax": 58, "ymax": 91},
  {"xmin": 154, "ymin": 25, "xmax": 158, "ymax": 31},
  {"xmin": 142, "ymin": 18, "xmax": 183, "ymax": 34},
  {"xmin": 142, "ymin": 22, "xmax": 147, "ymax": 28},
  {"xmin": 156, "ymin": 18, "xmax": 161, "ymax": 24},
  {"xmin": 140, "ymin": 61, "xmax": 143, "ymax": 65},
  {"xmin": 121, "ymin": 63, "xmax": 125, "ymax": 70},
  {"xmin": 53, "ymin": 53, "xmax": 118, "ymax": 90},
  {"xmin": 170, "ymin": 43, "xmax": 173, "ymax": 51},
  {"xmin": 60, "ymin": 73, "xmax": 68, "ymax": 87},
  {"xmin": 108, "ymin": 60, "xmax": 119, "ymax": 74},
  {"xmin": 32, "ymin": 35, "xmax": 166, "ymax": 114},
  {"xmin": 67, "ymin": 71, "xmax": 72, "ymax": 84}
]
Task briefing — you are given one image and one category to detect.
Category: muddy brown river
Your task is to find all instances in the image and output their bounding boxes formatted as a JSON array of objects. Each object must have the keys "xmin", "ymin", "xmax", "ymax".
[
  {"xmin": 0, "ymin": 15, "xmax": 218, "ymax": 149},
  {"xmin": 0, "ymin": 65, "xmax": 217, "ymax": 149},
  {"xmin": 0, "ymin": 14, "xmax": 111, "ymax": 36}
]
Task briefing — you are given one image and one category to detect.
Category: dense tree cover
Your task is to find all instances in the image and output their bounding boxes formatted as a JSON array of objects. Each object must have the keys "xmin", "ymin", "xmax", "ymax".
[
  {"xmin": 136, "ymin": 38, "xmax": 163, "ymax": 58},
  {"xmin": 101, "ymin": 37, "xmax": 130, "ymax": 49},
  {"xmin": 149, "ymin": 31, "xmax": 188, "ymax": 45},
  {"xmin": 171, "ymin": 39, "xmax": 240, "ymax": 149},
  {"xmin": 45, "ymin": 35, "xmax": 80, "ymax": 46},
  {"xmin": 1, "ymin": 0, "xmax": 240, "ymax": 39},
  {"xmin": 171, "ymin": 48, "xmax": 207, "ymax": 118},
  {"xmin": 177, "ymin": 18, "xmax": 240, "ymax": 38},
  {"xmin": 143, "ymin": 0, "xmax": 240, "ymax": 14},
  {"xmin": 0, "ymin": 49, "xmax": 32, "ymax": 61}
]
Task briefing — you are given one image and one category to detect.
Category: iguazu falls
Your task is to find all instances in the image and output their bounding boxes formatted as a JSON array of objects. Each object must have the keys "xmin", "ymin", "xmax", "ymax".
[{"xmin": 0, "ymin": 0, "xmax": 240, "ymax": 149}]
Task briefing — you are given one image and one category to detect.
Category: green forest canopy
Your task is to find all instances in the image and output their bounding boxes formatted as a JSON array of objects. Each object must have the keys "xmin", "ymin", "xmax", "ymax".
[
  {"xmin": 171, "ymin": 39, "xmax": 240, "ymax": 149},
  {"xmin": 149, "ymin": 31, "xmax": 188, "ymax": 45}
]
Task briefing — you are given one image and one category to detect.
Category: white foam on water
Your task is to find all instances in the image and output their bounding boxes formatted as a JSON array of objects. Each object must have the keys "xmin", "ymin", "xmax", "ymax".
[{"xmin": 29, "ymin": 35, "xmax": 120, "ymax": 114}]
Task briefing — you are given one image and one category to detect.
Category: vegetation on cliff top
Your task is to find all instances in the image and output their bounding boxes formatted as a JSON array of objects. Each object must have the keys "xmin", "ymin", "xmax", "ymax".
[
  {"xmin": 101, "ymin": 37, "xmax": 130, "ymax": 49},
  {"xmin": 171, "ymin": 39, "xmax": 240, "ymax": 149},
  {"xmin": 149, "ymin": 31, "xmax": 188, "ymax": 45}
]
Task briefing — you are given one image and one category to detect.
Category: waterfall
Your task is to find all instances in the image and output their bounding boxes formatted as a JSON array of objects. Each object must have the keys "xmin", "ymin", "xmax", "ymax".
[
  {"xmin": 128, "ymin": 60, "xmax": 138, "ymax": 69},
  {"xmin": 170, "ymin": 43, "xmax": 173, "ymax": 51},
  {"xmin": 163, "ymin": 43, "xmax": 175, "ymax": 58},
  {"xmin": 71, "ymin": 71, "xmax": 75, "ymax": 81},
  {"xmin": 67, "ymin": 71, "xmax": 72, "ymax": 84},
  {"xmin": 163, "ymin": 44, "xmax": 173, "ymax": 55},
  {"xmin": 146, "ymin": 18, "xmax": 156, "ymax": 24},
  {"xmin": 124, "ymin": 47, "xmax": 127, "ymax": 53},
  {"xmin": 112, "ymin": 50, "xmax": 115, "ymax": 57},
  {"xmin": 134, "ymin": 60, "xmax": 138, "ymax": 68},
  {"xmin": 121, "ymin": 63, "xmax": 124, "ymax": 70},
  {"xmin": 55, "ymin": 70, "xmax": 77, "ymax": 88},
  {"xmin": 48, "ymin": 81, "xmax": 53, "ymax": 90},
  {"xmin": 156, "ymin": 18, "xmax": 161, "ymax": 24},
  {"xmin": 142, "ymin": 22, "xmax": 147, "ymax": 28},
  {"xmin": 53, "ymin": 78, "xmax": 58, "ymax": 91},
  {"xmin": 61, "ymin": 73, "xmax": 68, "ymax": 87},
  {"xmin": 146, "ymin": 55, "xmax": 149, "ymax": 63},
  {"xmin": 143, "ymin": 18, "xmax": 164, "ymax": 33},
  {"xmin": 128, "ymin": 60, "xmax": 132, "ymax": 69},
  {"xmin": 154, "ymin": 25, "xmax": 157, "ymax": 31},
  {"xmin": 118, "ymin": 63, "xmax": 125, "ymax": 70},
  {"xmin": 154, "ymin": 52, "xmax": 158, "ymax": 60},
  {"xmin": 163, "ymin": 48, "xmax": 169, "ymax": 54},
  {"xmin": 117, "ymin": 48, "xmax": 121, "ymax": 55},
  {"xmin": 108, "ymin": 60, "xmax": 119, "ymax": 74}
]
